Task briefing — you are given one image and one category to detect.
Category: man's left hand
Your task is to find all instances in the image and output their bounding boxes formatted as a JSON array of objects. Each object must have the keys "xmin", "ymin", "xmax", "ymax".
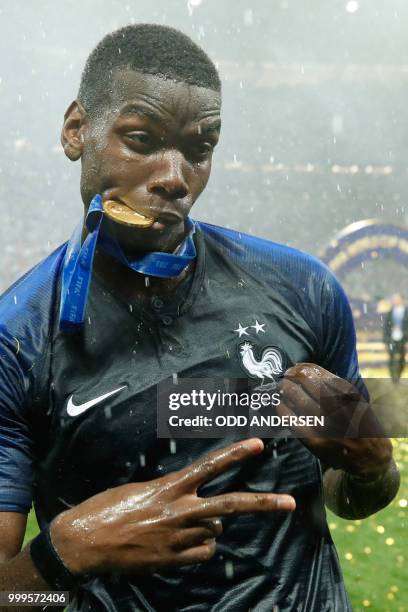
[{"xmin": 277, "ymin": 363, "xmax": 393, "ymax": 480}]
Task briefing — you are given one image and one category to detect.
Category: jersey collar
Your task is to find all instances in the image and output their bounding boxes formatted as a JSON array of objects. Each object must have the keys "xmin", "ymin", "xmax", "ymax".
[{"xmin": 59, "ymin": 195, "xmax": 197, "ymax": 333}]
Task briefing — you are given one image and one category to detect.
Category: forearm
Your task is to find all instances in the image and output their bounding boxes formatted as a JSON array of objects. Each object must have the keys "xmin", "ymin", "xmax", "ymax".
[
  {"xmin": 323, "ymin": 457, "xmax": 400, "ymax": 519},
  {"xmin": 0, "ymin": 545, "xmax": 64, "ymax": 612}
]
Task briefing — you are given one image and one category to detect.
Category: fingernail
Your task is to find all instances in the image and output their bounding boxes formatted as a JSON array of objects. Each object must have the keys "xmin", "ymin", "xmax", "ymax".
[
  {"xmin": 277, "ymin": 495, "xmax": 296, "ymax": 511},
  {"xmin": 246, "ymin": 438, "xmax": 264, "ymax": 453}
]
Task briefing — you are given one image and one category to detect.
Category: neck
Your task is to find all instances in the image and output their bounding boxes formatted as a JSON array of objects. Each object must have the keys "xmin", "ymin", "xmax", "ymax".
[
  {"xmin": 93, "ymin": 248, "xmax": 195, "ymax": 303},
  {"xmin": 81, "ymin": 219, "xmax": 188, "ymax": 259}
]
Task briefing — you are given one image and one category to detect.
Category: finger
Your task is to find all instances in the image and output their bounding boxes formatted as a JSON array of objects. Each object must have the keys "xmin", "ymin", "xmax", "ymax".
[
  {"xmin": 172, "ymin": 438, "xmax": 264, "ymax": 492},
  {"xmin": 280, "ymin": 378, "xmax": 321, "ymax": 417},
  {"xmin": 171, "ymin": 527, "xmax": 220, "ymax": 550},
  {"xmin": 174, "ymin": 541, "xmax": 217, "ymax": 565},
  {"xmin": 283, "ymin": 363, "xmax": 330, "ymax": 401},
  {"xmin": 275, "ymin": 399, "xmax": 315, "ymax": 438},
  {"xmin": 196, "ymin": 517, "xmax": 223, "ymax": 538},
  {"xmin": 192, "ymin": 492, "xmax": 296, "ymax": 519},
  {"xmin": 285, "ymin": 364, "xmax": 360, "ymax": 405},
  {"xmin": 285, "ymin": 363, "xmax": 330, "ymax": 380}
]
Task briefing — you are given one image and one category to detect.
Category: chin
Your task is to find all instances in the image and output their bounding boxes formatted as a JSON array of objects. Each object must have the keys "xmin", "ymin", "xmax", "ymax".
[{"xmin": 109, "ymin": 220, "xmax": 184, "ymax": 255}]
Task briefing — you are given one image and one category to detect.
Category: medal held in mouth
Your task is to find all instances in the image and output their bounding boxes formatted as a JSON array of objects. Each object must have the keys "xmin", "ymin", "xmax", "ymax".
[
  {"xmin": 103, "ymin": 199, "xmax": 155, "ymax": 228},
  {"xmin": 59, "ymin": 194, "xmax": 197, "ymax": 333}
]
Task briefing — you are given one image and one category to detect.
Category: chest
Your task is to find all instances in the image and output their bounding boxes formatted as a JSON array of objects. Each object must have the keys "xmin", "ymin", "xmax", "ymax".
[{"xmin": 35, "ymin": 268, "xmax": 319, "ymax": 509}]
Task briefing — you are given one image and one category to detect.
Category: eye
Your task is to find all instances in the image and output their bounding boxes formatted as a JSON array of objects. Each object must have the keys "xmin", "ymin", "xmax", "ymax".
[
  {"xmin": 191, "ymin": 141, "xmax": 214, "ymax": 161},
  {"xmin": 124, "ymin": 131, "xmax": 153, "ymax": 146}
]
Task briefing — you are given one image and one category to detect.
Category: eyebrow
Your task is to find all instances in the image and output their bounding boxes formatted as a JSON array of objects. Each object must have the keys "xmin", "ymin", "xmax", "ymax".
[
  {"xmin": 120, "ymin": 103, "xmax": 160, "ymax": 120},
  {"xmin": 119, "ymin": 103, "xmax": 221, "ymax": 133},
  {"xmin": 197, "ymin": 118, "xmax": 221, "ymax": 133}
]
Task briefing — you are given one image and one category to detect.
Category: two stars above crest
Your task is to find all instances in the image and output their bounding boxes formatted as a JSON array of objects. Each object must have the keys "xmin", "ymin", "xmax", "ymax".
[{"xmin": 233, "ymin": 320, "xmax": 266, "ymax": 337}]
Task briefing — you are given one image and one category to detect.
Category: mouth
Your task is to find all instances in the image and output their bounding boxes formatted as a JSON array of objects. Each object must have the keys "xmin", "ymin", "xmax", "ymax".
[{"xmin": 102, "ymin": 197, "xmax": 183, "ymax": 230}]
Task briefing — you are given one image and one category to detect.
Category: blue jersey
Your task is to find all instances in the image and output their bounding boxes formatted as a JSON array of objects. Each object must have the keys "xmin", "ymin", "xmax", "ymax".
[{"xmin": 0, "ymin": 221, "xmax": 363, "ymax": 611}]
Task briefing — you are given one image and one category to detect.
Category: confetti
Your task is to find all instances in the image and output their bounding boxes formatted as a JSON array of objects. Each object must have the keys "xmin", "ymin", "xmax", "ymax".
[{"xmin": 376, "ymin": 525, "xmax": 385, "ymax": 534}]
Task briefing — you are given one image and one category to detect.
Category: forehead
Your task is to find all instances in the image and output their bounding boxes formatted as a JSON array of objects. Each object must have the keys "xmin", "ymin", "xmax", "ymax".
[{"xmin": 105, "ymin": 69, "xmax": 221, "ymax": 126}]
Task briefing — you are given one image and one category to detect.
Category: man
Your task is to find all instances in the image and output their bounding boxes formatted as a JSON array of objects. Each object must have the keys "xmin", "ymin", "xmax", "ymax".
[
  {"xmin": 383, "ymin": 293, "xmax": 408, "ymax": 383},
  {"xmin": 0, "ymin": 24, "xmax": 399, "ymax": 612}
]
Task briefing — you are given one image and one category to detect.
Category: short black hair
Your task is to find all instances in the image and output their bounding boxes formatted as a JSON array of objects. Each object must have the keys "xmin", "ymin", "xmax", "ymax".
[{"xmin": 78, "ymin": 24, "xmax": 221, "ymax": 114}]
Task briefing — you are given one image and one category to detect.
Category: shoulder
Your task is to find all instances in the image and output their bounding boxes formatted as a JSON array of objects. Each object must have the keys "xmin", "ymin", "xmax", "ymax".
[
  {"xmin": 196, "ymin": 220, "xmax": 336, "ymax": 293},
  {"xmin": 0, "ymin": 244, "xmax": 67, "ymax": 374}
]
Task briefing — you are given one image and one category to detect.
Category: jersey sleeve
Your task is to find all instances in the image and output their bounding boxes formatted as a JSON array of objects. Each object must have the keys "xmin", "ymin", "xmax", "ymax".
[
  {"xmin": 318, "ymin": 269, "xmax": 369, "ymax": 401},
  {"xmin": 0, "ymin": 332, "xmax": 33, "ymax": 513},
  {"xmin": 0, "ymin": 244, "xmax": 67, "ymax": 514}
]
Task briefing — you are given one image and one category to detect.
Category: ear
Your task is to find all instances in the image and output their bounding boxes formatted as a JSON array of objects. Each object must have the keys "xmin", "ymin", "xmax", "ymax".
[{"xmin": 61, "ymin": 100, "xmax": 87, "ymax": 161}]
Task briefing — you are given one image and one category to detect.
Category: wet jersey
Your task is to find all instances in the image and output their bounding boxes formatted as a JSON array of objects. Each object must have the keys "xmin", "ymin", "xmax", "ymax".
[{"xmin": 0, "ymin": 220, "xmax": 364, "ymax": 611}]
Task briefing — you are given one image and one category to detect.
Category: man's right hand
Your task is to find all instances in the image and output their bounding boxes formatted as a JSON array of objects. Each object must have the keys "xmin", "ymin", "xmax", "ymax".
[{"xmin": 50, "ymin": 438, "xmax": 295, "ymax": 575}]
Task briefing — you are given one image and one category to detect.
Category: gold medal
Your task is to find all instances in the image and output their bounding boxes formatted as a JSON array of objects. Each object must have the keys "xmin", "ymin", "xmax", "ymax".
[{"xmin": 103, "ymin": 200, "xmax": 155, "ymax": 228}]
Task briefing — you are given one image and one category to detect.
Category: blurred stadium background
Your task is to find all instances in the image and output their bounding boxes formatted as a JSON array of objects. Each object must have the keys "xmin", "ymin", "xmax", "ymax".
[{"xmin": 1, "ymin": 1, "xmax": 407, "ymax": 610}]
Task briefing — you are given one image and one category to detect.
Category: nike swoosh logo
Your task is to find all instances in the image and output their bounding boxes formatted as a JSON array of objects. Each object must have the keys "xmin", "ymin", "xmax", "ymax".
[{"xmin": 66, "ymin": 386, "xmax": 126, "ymax": 417}]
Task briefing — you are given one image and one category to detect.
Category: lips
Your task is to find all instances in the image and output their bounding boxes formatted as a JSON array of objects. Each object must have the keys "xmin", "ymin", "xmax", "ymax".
[
  {"xmin": 154, "ymin": 211, "xmax": 183, "ymax": 225},
  {"xmin": 102, "ymin": 195, "xmax": 183, "ymax": 229}
]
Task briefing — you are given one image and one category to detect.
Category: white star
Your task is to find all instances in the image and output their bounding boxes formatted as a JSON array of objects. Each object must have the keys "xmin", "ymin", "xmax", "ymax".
[
  {"xmin": 251, "ymin": 320, "xmax": 266, "ymax": 334},
  {"xmin": 233, "ymin": 323, "xmax": 249, "ymax": 337}
]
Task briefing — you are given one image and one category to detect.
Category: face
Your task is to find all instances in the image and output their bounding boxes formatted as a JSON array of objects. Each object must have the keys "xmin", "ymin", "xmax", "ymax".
[
  {"xmin": 392, "ymin": 293, "xmax": 404, "ymax": 306},
  {"xmin": 62, "ymin": 70, "xmax": 221, "ymax": 254}
]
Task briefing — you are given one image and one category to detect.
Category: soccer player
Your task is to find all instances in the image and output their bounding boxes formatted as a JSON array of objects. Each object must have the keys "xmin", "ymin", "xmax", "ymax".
[{"xmin": 0, "ymin": 24, "xmax": 400, "ymax": 611}]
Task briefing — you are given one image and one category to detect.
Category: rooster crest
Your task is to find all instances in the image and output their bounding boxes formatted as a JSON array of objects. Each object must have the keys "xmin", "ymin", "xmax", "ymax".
[{"xmin": 239, "ymin": 341, "xmax": 284, "ymax": 389}]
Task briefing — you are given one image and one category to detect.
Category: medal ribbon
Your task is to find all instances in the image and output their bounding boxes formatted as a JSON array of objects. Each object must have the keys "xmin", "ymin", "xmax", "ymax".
[{"xmin": 59, "ymin": 194, "xmax": 197, "ymax": 333}]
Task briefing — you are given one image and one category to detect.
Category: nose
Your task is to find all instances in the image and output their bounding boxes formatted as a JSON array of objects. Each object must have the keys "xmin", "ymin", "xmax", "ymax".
[{"xmin": 147, "ymin": 150, "xmax": 189, "ymax": 201}]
